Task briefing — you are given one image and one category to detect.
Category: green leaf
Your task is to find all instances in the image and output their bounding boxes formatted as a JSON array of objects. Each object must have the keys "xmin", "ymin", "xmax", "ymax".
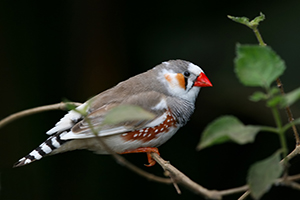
[
  {"xmin": 280, "ymin": 87, "xmax": 300, "ymax": 107},
  {"xmin": 269, "ymin": 87, "xmax": 280, "ymax": 96},
  {"xmin": 249, "ymin": 91, "xmax": 267, "ymax": 102},
  {"xmin": 62, "ymin": 98, "xmax": 78, "ymax": 111},
  {"xmin": 103, "ymin": 105, "xmax": 155, "ymax": 125},
  {"xmin": 234, "ymin": 45, "xmax": 286, "ymax": 88},
  {"xmin": 267, "ymin": 96, "xmax": 283, "ymax": 107},
  {"xmin": 227, "ymin": 15, "xmax": 250, "ymax": 25},
  {"xmin": 197, "ymin": 116, "xmax": 261, "ymax": 150},
  {"xmin": 228, "ymin": 12, "xmax": 265, "ymax": 29},
  {"xmin": 65, "ymin": 103, "xmax": 78, "ymax": 111},
  {"xmin": 248, "ymin": 151, "xmax": 283, "ymax": 199},
  {"xmin": 250, "ymin": 12, "xmax": 265, "ymax": 27}
]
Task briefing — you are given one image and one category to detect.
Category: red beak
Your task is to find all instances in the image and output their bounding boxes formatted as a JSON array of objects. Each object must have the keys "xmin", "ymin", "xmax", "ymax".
[{"xmin": 194, "ymin": 72, "xmax": 213, "ymax": 87}]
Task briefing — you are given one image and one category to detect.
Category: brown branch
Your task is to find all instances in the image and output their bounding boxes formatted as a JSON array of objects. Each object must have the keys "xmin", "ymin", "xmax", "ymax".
[
  {"xmin": 237, "ymin": 190, "xmax": 251, "ymax": 200},
  {"xmin": 0, "ymin": 102, "xmax": 172, "ymax": 184},
  {"xmin": 92, "ymin": 136, "xmax": 172, "ymax": 184},
  {"xmin": 3, "ymin": 103, "xmax": 300, "ymax": 199},
  {"xmin": 276, "ymin": 78, "xmax": 300, "ymax": 146},
  {"xmin": 0, "ymin": 102, "xmax": 82, "ymax": 129},
  {"xmin": 281, "ymin": 145, "xmax": 300, "ymax": 163},
  {"xmin": 238, "ymin": 147, "xmax": 300, "ymax": 200},
  {"xmin": 151, "ymin": 152, "xmax": 222, "ymax": 199},
  {"xmin": 152, "ymin": 152, "xmax": 300, "ymax": 199},
  {"xmin": 103, "ymin": 146, "xmax": 172, "ymax": 184},
  {"xmin": 218, "ymin": 185, "xmax": 249, "ymax": 196}
]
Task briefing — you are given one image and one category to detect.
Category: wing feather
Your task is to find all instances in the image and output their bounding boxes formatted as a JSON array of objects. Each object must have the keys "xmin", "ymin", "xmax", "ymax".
[
  {"xmin": 60, "ymin": 91, "xmax": 168, "ymax": 140},
  {"xmin": 46, "ymin": 103, "xmax": 88, "ymax": 135}
]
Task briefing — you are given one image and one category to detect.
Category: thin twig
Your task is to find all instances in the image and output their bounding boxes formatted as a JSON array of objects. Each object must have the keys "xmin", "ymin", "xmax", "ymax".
[
  {"xmin": 3, "ymin": 103, "xmax": 300, "ymax": 199},
  {"xmin": 0, "ymin": 102, "xmax": 82, "ymax": 129},
  {"xmin": 279, "ymin": 180, "xmax": 300, "ymax": 190},
  {"xmin": 152, "ymin": 152, "xmax": 300, "ymax": 199},
  {"xmin": 169, "ymin": 173, "xmax": 182, "ymax": 194},
  {"xmin": 235, "ymin": 18, "xmax": 300, "ymax": 200},
  {"xmin": 94, "ymin": 137, "xmax": 172, "ymax": 184},
  {"xmin": 281, "ymin": 145, "xmax": 300, "ymax": 163},
  {"xmin": 151, "ymin": 152, "xmax": 249, "ymax": 199},
  {"xmin": 151, "ymin": 152, "xmax": 222, "ymax": 199},
  {"xmin": 286, "ymin": 174, "xmax": 300, "ymax": 181},
  {"xmin": 218, "ymin": 185, "xmax": 249, "ymax": 196},
  {"xmin": 74, "ymin": 106, "xmax": 173, "ymax": 184},
  {"xmin": 237, "ymin": 190, "xmax": 250, "ymax": 200},
  {"xmin": 0, "ymin": 102, "xmax": 171, "ymax": 184},
  {"xmin": 276, "ymin": 78, "xmax": 300, "ymax": 145},
  {"xmin": 252, "ymin": 22, "xmax": 300, "ymax": 146},
  {"xmin": 82, "ymin": 105, "xmax": 174, "ymax": 184},
  {"xmin": 239, "ymin": 147, "xmax": 300, "ymax": 199}
]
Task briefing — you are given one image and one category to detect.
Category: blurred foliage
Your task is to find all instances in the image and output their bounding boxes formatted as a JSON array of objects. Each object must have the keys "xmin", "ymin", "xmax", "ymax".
[
  {"xmin": 198, "ymin": 13, "xmax": 300, "ymax": 199},
  {"xmin": 248, "ymin": 151, "xmax": 283, "ymax": 200}
]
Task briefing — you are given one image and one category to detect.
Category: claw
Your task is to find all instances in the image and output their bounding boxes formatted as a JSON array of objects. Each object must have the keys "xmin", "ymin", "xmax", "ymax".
[
  {"xmin": 144, "ymin": 152, "xmax": 156, "ymax": 167},
  {"xmin": 121, "ymin": 147, "xmax": 160, "ymax": 167}
]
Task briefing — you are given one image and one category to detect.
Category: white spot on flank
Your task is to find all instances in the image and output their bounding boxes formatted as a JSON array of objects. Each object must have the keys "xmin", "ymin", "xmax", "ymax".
[
  {"xmin": 133, "ymin": 134, "xmax": 138, "ymax": 138},
  {"xmin": 160, "ymin": 128, "xmax": 164, "ymax": 131},
  {"xmin": 143, "ymin": 133, "xmax": 147, "ymax": 137},
  {"xmin": 139, "ymin": 130, "xmax": 144, "ymax": 133},
  {"xmin": 167, "ymin": 119, "xmax": 170, "ymax": 122},
  {"xmin": 155, "ymin": 129, "xmax": 158, "ymax": 133},
  {"xmin": 145, "ymin": 129, "xmax": 148, "ymax": 133},
  {"xmin": 148, "ymin": 134, "xmax": 152, "ymax": 137},
  {"xmin": 138, "ymin": 133, "xmax": 142, "ymax": 136},
  {"xmin": 122, "ymin": 133, "xmax": 128, "ymax": 136}
]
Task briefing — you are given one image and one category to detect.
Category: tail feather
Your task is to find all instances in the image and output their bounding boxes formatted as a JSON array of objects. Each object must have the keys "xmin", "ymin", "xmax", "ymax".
[{"xmin": 13, "ymin": 134, "xmax": 69, "ymax": 167}]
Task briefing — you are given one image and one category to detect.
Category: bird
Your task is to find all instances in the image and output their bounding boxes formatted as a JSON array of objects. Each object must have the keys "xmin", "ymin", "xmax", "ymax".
[{"xmin": 14, "ymin": 59, "xmax": 212, "ymax": 167}]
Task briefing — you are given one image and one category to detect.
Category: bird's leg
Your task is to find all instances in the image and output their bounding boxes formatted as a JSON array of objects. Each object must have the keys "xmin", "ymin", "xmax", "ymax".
[{"xmin": 120, "ymin": 147, "xmax": 160, "ymax": 167}]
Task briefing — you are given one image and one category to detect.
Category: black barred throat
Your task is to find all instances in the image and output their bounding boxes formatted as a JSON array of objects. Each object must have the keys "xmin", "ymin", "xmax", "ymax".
[{"xmin": 13, "ymin": 134, "xmax": 68, "ymax": 167}]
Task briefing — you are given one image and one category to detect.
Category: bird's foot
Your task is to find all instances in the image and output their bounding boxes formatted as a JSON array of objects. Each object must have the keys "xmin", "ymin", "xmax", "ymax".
[{"xmin": 121, "ymin": 147, "xmax": 160, "ymax": 167}]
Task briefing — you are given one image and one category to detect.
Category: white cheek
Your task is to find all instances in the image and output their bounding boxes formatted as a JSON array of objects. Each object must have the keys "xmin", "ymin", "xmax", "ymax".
[
  {"xmin": 167, "ymin": 74, "xmax": 178, "ymax": 88},
  {"xmin": 166, "ymin": 73, "xmax": 185, "ymax": 93}
]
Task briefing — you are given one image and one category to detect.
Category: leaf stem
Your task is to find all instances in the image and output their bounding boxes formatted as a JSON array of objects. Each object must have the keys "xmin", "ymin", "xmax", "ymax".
[
  {"xmin": 276, "ymin": 78, "xmax": 300, "ymax": 145},
  {"xmin": 247, "ymin": 14, "xmax": 300, "ymax": 147},
  {"xmin": 260, "ymin": 126, "xmax": 279, "ymax": 134},
  {"xmin": 252, "ymin": 28, "xmax": 266, "ymax": 46},
  {"xmin": 271, "ymin": 106, "xmax": 288, "ymax": 157}
]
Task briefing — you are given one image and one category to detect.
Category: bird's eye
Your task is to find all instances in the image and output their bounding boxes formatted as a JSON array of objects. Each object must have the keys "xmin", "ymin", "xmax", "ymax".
[{"xmin": 183, "ymin": 71, "xmax": 190, "ymax": 77}]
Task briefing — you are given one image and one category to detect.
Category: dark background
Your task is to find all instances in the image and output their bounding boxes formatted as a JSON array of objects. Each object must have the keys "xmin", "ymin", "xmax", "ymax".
[{"xmin": 1, "ymin": 1, "xmax": 300, "ymax": 199}]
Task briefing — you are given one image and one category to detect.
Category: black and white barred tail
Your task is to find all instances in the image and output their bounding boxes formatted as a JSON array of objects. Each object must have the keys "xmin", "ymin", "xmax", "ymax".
[{"xmin": 13, "ymin": 134, "xmax": 68, "ymax": 167}]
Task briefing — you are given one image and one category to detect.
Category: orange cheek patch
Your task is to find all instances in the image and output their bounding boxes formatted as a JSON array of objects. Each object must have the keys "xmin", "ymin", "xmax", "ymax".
[
  {"xmin": 176, "ymin": 73, "xmax": 186, "ymax": 89},
  {"xmin": 164, "ymin": 74, "xmax": 172, "ymax": 83}
]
